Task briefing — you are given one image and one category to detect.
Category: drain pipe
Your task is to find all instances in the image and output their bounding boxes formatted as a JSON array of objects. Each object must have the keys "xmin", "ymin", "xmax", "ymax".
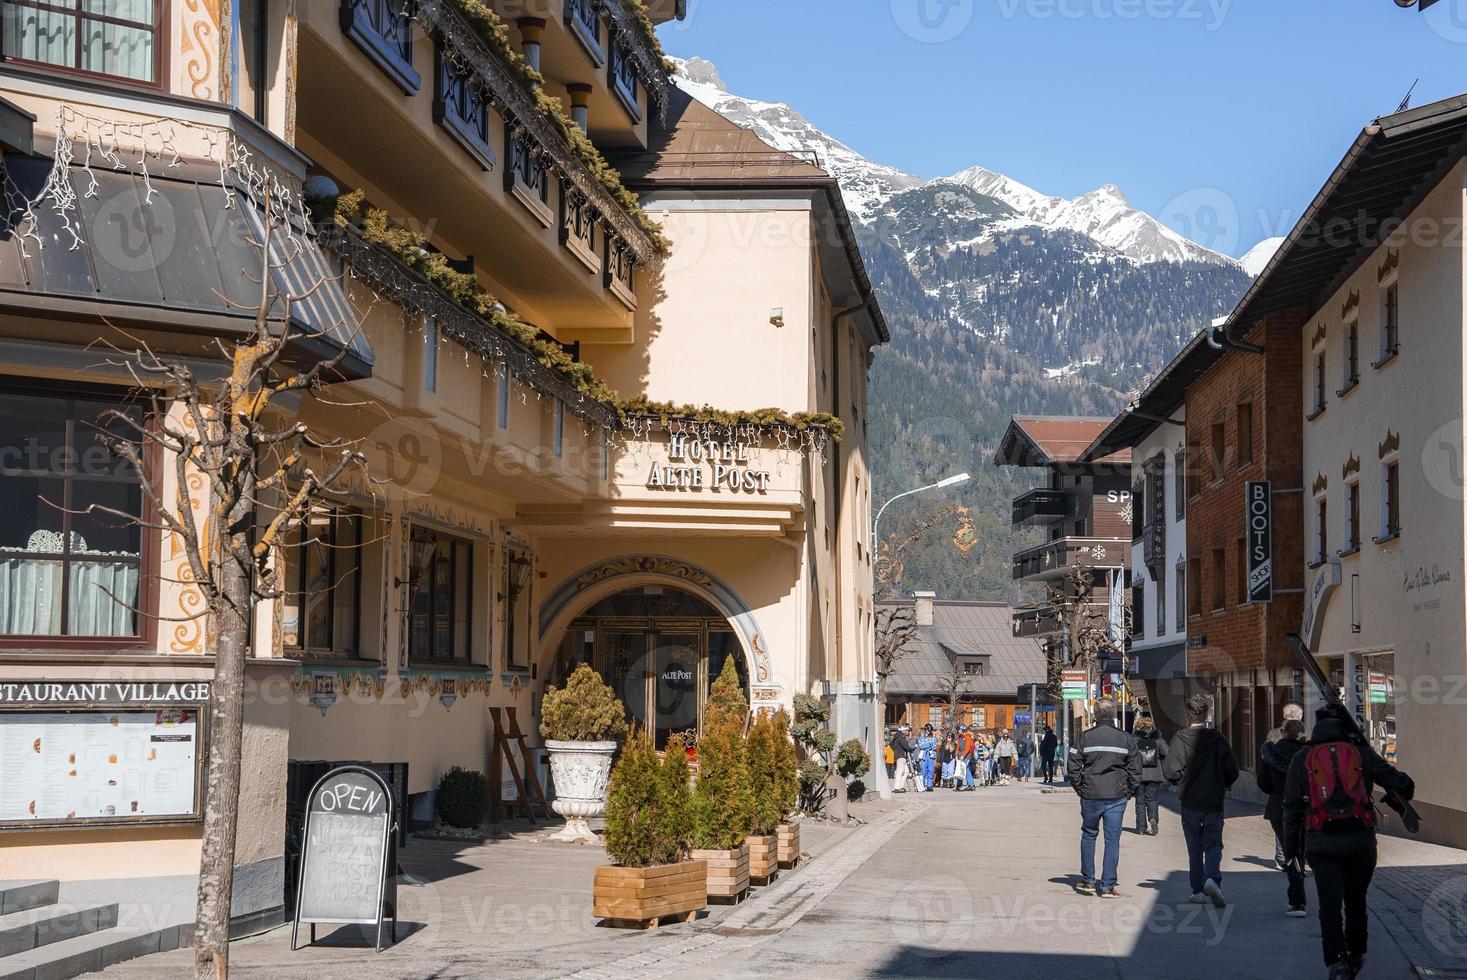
[{"xmin": 1208, "ymin": 319, "xmax": 1265, "ymax": 355}]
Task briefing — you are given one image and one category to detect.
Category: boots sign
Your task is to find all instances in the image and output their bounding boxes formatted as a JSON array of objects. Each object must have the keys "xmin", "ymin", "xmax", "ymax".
[
  {"xmin": 646, "ymin": 432, "xmax": 772, "ymax": 493},
  {"xmin": 1245, "ymin": 480, "xmax": 1273, "ymax": 602}
]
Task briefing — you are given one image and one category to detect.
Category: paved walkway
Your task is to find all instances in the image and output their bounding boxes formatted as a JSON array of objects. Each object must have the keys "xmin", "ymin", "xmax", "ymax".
[{"xmin": 86, "ymin": 785, "xmax": 1467, "ymax": 978}]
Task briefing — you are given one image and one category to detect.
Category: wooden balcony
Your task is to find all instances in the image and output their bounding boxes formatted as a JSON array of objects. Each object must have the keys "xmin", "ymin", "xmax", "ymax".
[
  {"xmin": 1012, "ymin": 537, "xmax": 1128, "ymax": 582},
  {"xmin": 1011, "ymin": 488, "xmax": 1069, "ymax": 526}
]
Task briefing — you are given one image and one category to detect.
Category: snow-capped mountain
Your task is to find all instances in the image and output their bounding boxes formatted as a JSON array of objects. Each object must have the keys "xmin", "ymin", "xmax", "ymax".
[
  {"xmin": 672, "ymin": 58, "xmax": 1238, "ymax": 268},
  {"xmin": 946, "ymin": 166, "xmax": 1232, "ymax": 266},
  {"xmin": 670, "ymin": 57, "xmax": 923, "ymax": 223},
  {"xmin": 1240, "ymin": 236, "xmax": 1286, "ymax": 278}
]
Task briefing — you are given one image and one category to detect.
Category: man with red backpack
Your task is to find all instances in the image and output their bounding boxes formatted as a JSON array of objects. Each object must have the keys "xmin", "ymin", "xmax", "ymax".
[{"xmin": 1282, "ymin": 703, "xmax": 1415, "ymax": 980}]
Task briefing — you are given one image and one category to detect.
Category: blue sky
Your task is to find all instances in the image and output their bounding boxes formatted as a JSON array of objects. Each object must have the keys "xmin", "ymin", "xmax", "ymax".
[{"xmin": 657, "ymin": 0, "xmax": 1467, "ymax": 257}]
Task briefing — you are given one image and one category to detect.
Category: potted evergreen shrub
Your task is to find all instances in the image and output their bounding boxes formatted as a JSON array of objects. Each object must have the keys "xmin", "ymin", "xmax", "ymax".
[
  {"xmin": 690, "ymin": 658, "xmax": 753, "ymax": 901},
  {"xmin": 769, "ymin": 707, "xmax": 801, "ymax": 867},
  {"xmin": 541, "ymin": 664, "xmax": 627, "ymax": 843},
  {"xmin": 594, "ymin": 730, "xmax": 706, "ymax": 928},
  {"xmin": 745, "ymin": 708, "xmax": 782, "ymax": 875}
]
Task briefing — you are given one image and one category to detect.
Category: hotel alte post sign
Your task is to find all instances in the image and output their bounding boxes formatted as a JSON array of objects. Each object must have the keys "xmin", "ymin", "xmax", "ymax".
[{"xmin": 646, "ymin": 432, "xmax": 772, "ymax": 493}]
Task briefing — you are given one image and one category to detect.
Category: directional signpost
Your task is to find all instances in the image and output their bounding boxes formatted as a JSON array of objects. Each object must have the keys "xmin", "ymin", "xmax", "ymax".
[{"xmin": 1060, "ymin": 669, "xmax": 1087, "ymax": 701}]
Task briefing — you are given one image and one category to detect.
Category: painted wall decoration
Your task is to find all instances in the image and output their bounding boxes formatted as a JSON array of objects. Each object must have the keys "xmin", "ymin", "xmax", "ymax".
[{"xmin": 179, "ymin": 0, "xmax": 221, "ymax": 101}]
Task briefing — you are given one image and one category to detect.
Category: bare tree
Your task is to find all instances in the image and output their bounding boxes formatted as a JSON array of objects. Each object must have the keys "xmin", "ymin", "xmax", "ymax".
[
  {"xmin": 92, "ymin": 188, "xmax": 368, "ymax": 979},
  {"xmin": 935, "ymin": 655, "xmax": 974, "ymax": 729},
  {"xmin": 1042, "ymin": 567, "xmax": 1133, "ymax": 727}
]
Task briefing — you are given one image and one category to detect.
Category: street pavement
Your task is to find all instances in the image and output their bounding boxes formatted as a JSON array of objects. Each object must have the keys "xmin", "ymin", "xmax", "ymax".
[{"xmin": 86, "ymin": 782, "xmax": 1467, "ymax": 979}]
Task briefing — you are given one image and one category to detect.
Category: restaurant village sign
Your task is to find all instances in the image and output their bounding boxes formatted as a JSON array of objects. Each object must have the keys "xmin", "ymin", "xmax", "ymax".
[{"xmin": 646, "ymin": 433, "xmax": 772, "ymax": 493}]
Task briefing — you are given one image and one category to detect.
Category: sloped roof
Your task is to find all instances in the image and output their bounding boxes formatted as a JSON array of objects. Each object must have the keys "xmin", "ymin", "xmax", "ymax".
[
  {"xmin": 994, "ymin": 415, "xmax": 1126, "ymax": 467},
  {"xmin": 881, "ymin": 599, "xmax": 1047, "ymax": 698},
  {"xmin": 1080, "ymin": 326, "xmax": 1214, "ymax": 462},
  {"xmin": 1221, "ymin": 92, "xmax": 1467, "ymax": 341},
  {"xmin": 610, "ymin": 87, "xmax": 828, "ymax": 183}
]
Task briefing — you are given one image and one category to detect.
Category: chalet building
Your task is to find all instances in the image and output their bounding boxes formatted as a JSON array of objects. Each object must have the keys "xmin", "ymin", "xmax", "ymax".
[
  {"xmin": 880, "ymin": 593, "xmax": 1049, "ymax": 737},
  {"xmin": 995, "ymin": 416, "xmax": 1132, "ymax": 677},
  {"xmin": 0, "ymin": 0, "xmax": 886, "ymax": 958},
  {"xmin": 1212, "ymin": 93, "xmax": 1467, "ymax": 847}
]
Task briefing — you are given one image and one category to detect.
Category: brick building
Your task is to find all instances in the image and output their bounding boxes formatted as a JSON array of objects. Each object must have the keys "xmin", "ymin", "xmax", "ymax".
[{"xmin": 1182, "ymin": 313, "xmax": 1307, "ymax": 771}]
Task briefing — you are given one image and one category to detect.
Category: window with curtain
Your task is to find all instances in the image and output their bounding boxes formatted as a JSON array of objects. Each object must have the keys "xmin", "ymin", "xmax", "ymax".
[
  {"xmin": 2, "ymin": 0, "xmax": 158, "ymax": 83},
  {"xmin": 282, "ymin": 506, "xmax": 362, "ymax": 657},
  {"xmin": 0, "ymin": 384, "xmax": 143, "ymax": 638},
  {"xmin": 408, "ymin": 527, "xmax": 472, "ymax": 662}
]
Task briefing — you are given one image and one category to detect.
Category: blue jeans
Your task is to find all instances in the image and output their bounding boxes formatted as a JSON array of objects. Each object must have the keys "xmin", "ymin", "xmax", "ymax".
[
  {"xmin": 1018, "ymin": 757, "xmax": 1032, "ymax": 778},
  {"xmin": 1079, "ymin": 797, "xmax": 1127, "ymax": 891},
  {"xmin": 1180, "ymin": 807, "xmax": 1225, "ymax": 895}
]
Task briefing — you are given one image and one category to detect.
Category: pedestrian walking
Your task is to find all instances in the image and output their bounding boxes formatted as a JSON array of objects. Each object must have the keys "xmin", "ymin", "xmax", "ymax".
[
  {"xmin": 1283, "ymin": 704, "xmax": 1415, "ymax": 979},
  {"xmin": 1017, "ymin": 729, "xmax": 1034, "ymax": 781},
  {"xmin": 1163, "ymin": 694, "xmax": 1239, "ymax": 909},
  {"xmin": 1258, "ymin": 717, "xmax": 1308, "ymax": 916},
  {"xmin": 996, "ymin": 730, "xmax": 1017, "ymax": 784},
  {"xmin": 958, "ymin": 725, "xmax": 976, "ymax": 791},
  {"xmin": 1040, "ymin": 725, "xmax": 1058, "ymax": 783},
  {"xmin": 940, "ymin": 734, "xmax": 956, "ymax": 788},
  {"xmin": 917, "ymin": 724, "xmax": 938, "ymax": 792},
  {"xmin": 891, "ymin": 725, "xmax": 915, "ymax": 793},
  {"xmin": 883, "ymin": 731, "xmax": 896, "ymax": 782},
  {"xmin": 1068, "ymin": 698, "xmax": 1140, "ymax": 898},
  {"xmin": 1132, "ymin": 714, "xmax": 1167, "ymax": 835},
  {"xmin": 1264, "ymin": 701, "xmax": 1306, "ymax": 868}
]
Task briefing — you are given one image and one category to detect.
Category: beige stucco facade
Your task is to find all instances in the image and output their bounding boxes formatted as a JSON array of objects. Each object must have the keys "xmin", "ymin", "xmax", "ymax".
[
  {"xmin": 0, "ymin": 0, "xmax": 882, "ymax": 932},
  {"xmin": 1298, "ymin": 160, "xmax": 1467, "ymax": 843}
]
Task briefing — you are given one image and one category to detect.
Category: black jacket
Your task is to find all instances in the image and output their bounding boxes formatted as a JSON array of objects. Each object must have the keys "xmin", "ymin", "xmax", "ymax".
[
  {"xmin": 1162, "ymin": 726, "xmax": 1239, "ymax": 812},
  {"xmin": 891, "ymin": 733, "xmax": 914, "ymax": 761},
  {"xmin": 1134, "ymin": 730, "xmax": 1168, "ymax": 784},
  {"xmin": 1040, "ymin": 730, "xmax": 1058, "ymax": 761},
  {"xmin": 1068, "ymin": 721, "xmax": 1140, "ymax": 800},
  {"xmin": 1258, "ymin": 734, "xmax": 1306, "ymax": 822},
  {"xmin": 1281, "ymin": 717, "xmax": 1414, "ymax": 859}
]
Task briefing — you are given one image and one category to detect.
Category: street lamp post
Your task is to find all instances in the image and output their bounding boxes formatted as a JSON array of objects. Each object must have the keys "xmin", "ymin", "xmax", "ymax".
[
  {"xmin": 872, "ymin": 472, "xmax": 971, "ymax": 551},
  {"xmin": 870, "ymin": 471, "xmax": 969, "ymax": 800}
]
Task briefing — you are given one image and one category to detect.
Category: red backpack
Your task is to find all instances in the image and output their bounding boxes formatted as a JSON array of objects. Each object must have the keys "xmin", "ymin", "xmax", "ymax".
[{"xmin": 1304, "ymin": 741, "xmax": 1374, "ymax": 831}]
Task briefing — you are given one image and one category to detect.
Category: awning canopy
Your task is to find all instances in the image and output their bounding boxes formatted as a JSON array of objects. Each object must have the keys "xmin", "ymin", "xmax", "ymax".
[{"xmin": 0, "ymin": 153, "xmax": 372, "ymax": 379}]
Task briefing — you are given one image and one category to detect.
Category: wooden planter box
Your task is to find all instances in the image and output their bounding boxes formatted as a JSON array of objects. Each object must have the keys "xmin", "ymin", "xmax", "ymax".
[
  {"xmin": 690, "ymin": 845, "xmax": 749, "ymax": 902},
  {"xmin": 747, "ymin": 835, "xmax": 778, "ymax": 885},
  {"xmin": 593, "ymin": 859, "xmax": 707, "ymax": 929},
  {"xmin": 776, "ymin": 821, "xmax": 800, "ymax": 868}
]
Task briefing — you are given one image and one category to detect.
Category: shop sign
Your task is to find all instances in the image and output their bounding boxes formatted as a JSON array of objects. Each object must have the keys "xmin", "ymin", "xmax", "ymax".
[
  {"xmin": 645, "ymin": 433, "xmax": 772, "ymax": 493},
  {"xmin": 1301, "ymin": 558, "xmax": 1342, "ymax": 651},
  {"xmin": 1369, "ymin": 672, "xmax": 1389, "ymax": 704},
  {"xmin": 1246, "ymin": 481, "xmax": 1273, "ymax": 602},
  {"xmin": 0, "ymin": 681, "xmax": 211, "ymax": 705}
]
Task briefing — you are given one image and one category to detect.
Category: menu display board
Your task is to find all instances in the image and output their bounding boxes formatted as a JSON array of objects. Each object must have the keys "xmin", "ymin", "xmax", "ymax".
[{"xmin": 0, "ymin": 709, "xmax": 201, "ymax": 824}]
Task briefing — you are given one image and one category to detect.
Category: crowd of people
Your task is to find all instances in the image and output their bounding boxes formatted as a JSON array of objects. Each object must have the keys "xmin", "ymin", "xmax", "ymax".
[
  {"xmin": 1065, "ymin": 694, "xmax": 1412, "ymax": 980},
  {"xmin": 883, "ymin": 721, "xmax": 1061, "ymax": 792}
]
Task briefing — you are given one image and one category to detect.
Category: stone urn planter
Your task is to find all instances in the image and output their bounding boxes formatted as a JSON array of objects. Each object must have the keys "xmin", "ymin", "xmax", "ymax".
[
  {"xmin": 747, "ymin": 834, "xmax": 778, "ymax": 884},
  {"xmin": 776, "ymin": 821, "xmax": 800, "ymax": 868},
  {"xmin": 593, "ymin": 858, "xmax": 707, "ymax": 929},
  {"xmin": 690, "ymin": 844, "xmax": 750, "ymax": 902},
  {"xmin": 546, "ymin": 739, "xmax": 616, "ymax": 843}
]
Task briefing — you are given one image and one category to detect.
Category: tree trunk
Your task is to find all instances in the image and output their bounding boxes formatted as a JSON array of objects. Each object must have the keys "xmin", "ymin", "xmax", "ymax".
[{"xmin": 193, "ymin": 473, "xmax": 254, "ymax": 979}]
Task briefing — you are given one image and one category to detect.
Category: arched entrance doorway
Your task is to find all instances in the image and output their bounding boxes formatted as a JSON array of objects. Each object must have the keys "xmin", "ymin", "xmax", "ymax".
[{"xmin": 548, "ymin": 586, "xmax": 750, "ymax": 749}]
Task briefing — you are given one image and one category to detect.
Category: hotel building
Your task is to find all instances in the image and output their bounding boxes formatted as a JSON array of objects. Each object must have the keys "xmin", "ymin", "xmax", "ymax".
[{"xmin": 0, "ymin": 0, "xmax": 886, "ymax": 962}]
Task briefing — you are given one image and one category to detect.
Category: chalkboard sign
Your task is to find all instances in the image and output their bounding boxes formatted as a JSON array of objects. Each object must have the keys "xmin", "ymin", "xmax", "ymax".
[{"xmin": 291, "ymin": 766, "xmax": 397, "ymax": 952}]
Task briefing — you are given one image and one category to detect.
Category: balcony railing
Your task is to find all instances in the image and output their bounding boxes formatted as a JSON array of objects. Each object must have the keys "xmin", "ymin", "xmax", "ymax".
[
  {"xmin": 565, "ymin": 0, "xmax": 605, "ymax": 64},
  {"xmin": 608, "ymin": 39, "xmax": 642, "ymax": 122},
  {"xmin": 506, "ymin": 127, "xmax": 553, "ymax": 226},
  {"xmin": 1012, "ymin": 606, "xmax": 1060, "ymax": 638},
  {"xmin": 1011, "ymin": 488, "xmax": 1068, "ymax": 526},
  {"xmin": 560, "ymin": 183, "xmax": 600, "ymax": 273},
  {"xmin": 433, "ymin": 43, "xmax": 494, "ymax": 171},
  {"xmin": 604, "ymin": 233, "xmax": 636, "ymax": 309},
  {"xmin": 341, "ymin": 0, "xmax": 420, "ymax": 94},
  {"xmin": 1011, "ymin": 536, "xmax": 1127, "ymax": 581}
]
